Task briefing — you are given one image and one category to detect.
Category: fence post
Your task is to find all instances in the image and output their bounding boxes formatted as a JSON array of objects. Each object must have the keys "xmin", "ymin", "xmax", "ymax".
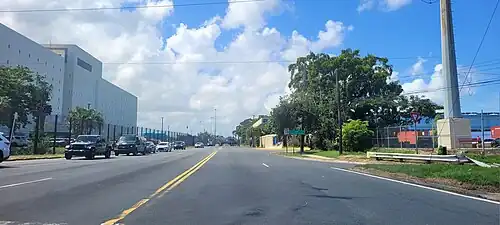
[
  {"xmin": 52, "ymin": 115, "xmax": 58, "ymax": 154},
  {"xmin": 386, "ymin": 126, "xmax": 390, "ymax": 148},
  {"xmin": 400, "ymin": 126, "xmax": 403, "ymax": 148}
]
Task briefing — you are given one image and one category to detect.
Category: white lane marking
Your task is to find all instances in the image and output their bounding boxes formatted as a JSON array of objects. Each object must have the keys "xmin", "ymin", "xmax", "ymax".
[
  {"xmin": 330, "ymin": 167, "xmax": 500, "ymax": 205},
  {"xmin": 262, "ymin": 163, "xmax": 270, "ymax": 168},
  {"xmin": 0, "ymin": 178, "xmax": 53, "ymax": 189}
]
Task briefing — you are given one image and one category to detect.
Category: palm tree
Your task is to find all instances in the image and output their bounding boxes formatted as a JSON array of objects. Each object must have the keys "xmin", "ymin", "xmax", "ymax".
[{"xmin": 68, "ymin": 107, "xmax": 104, "ymax": 135}]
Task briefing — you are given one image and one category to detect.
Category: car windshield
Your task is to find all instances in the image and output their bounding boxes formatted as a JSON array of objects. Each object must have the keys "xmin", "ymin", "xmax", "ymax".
[
  {"xmin": 175, "ymin": 141, "xmax": 183, "ymax": 145},
  {"xmin": 158, "ymin": 142, "xmax": 168, "ymax": 145},
  {"xmin": 75, "ymin": 136, "xmax": 98, "ymax": 142},
  {"xmin": 118, "ymin": 135, "xmax": 136, "ymax": 142}
]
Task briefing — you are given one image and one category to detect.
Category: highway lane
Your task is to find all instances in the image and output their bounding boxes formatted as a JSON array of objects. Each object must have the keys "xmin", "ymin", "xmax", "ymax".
[
  {"xmin": 0, "ymin": 148, "xmax": 215, "ymax": 225},
  {"xmin": 0, "ymin": 146, "xmax": 498, "ymax": 225},
  {"xmin": 123, "ymin": 147, "xmax": 499, "ymax": 225}
]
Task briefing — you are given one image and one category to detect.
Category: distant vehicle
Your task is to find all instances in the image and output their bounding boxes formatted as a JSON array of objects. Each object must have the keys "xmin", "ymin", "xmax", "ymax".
[
  {"xmin": 0, "ymin": 133, "xmax": 11, "ymax": 163},
  {"xmin": 114, "ymin": 135, "xmax": 148, "ymax": 156},
  {"xmin": 194, "ymin": 142, "xmax": 204, "ymax": 148},
  {"xmin": 146, "ymin": 141, "xmax": 156, "ymax": 153},
  {"xmin": 156, "ymin": 142, "xmax": 171, "ymax": 152},
  {"xmin": 7, "ymin": 135, "xmax": 28, "ymax": 147},
  {"xmin": 50, "ymin": 138, "xmax": 69, "ymax": 147},
  {"xmin": 173, "ymin": 141, "xmax": 186, "ymax": 150},
  {"xmin": 64, "ymin": 135, "xmax": 112, "ymax": 160}
]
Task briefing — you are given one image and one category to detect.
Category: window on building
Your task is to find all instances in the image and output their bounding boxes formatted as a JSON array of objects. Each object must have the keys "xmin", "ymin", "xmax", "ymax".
[
  {"xmin": 77, "ymin": 58, "xmax": 92, "ymax": 72},
  {"xmin": 37, "ymin": 58, "xmax": 39, "ymax": 62},
  {"xmin": 28, "ymin": 54, "xmax": 31, "ymax": 58},
  {"xmin": 7, "ymin": 44, "xmax": 10, "ymax": 48},
  {"xmin": 18, "ymin": 50, "xmax": 21, "ymax": 54}
]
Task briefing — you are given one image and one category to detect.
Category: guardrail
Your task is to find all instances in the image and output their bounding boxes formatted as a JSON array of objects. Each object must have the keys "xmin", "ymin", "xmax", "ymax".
[{"xmin": 366, "ymin": 152, "xmax": 470, "ymax": 163}]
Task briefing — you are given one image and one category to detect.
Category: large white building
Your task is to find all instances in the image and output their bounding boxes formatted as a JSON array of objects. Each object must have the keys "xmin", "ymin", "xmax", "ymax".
[{"xmin": 0, "ymin": 23, "xmax": 137, "ymax": 134}]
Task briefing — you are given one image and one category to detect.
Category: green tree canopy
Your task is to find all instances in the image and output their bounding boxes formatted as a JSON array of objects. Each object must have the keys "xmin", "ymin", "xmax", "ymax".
[
  {"xmin": 249, "ymin": 49, "xmax": 443, "ymax": 150},
  {"xmin": 0, "ymin": 66, "xmax": 53, "ymax": 131}
]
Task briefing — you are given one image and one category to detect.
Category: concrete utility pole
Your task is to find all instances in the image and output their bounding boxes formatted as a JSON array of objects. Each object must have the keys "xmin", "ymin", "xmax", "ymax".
[
  {"xmin": 436, "ymin": 0, "xmax": 471, "ymax": 149},
  {"xmin": 440, "ymin": 0, "xmax": 461, "ymax": 118}
]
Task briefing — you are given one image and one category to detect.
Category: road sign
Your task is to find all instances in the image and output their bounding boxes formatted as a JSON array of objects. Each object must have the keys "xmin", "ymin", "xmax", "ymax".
[
  {"xmin": 410, "ymin": 111, "xmax": 420, "ymax": 122},
  {"xmin": 289, "ymin": 129, "xmax": 305, "ymax": 135},
  {"xmin": 284, "ymin": 128, "xmax": 290, "ymax": 135}
]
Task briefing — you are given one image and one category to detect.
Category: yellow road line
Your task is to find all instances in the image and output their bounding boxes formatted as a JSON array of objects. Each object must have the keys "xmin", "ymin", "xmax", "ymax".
[{"xmin": 101, "ymin": 151, "xmax": 218, "ymax": 225}]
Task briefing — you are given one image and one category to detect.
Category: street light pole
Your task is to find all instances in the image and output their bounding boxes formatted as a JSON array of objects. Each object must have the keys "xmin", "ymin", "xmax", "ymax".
[{"xmin": 214, "ymin": 108, "xmax": 217, "ymax": 143}]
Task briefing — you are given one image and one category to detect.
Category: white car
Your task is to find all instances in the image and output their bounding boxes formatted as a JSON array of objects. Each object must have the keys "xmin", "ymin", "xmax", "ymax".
[
  {"xmin": 194, "ymin": 142, "xmax": 204, "ymax": 148},
  {"xmin": 0, "ymin": 133, "xmax": 11, "ymax": 163},
  {"xmin": 156, "ymin": 142, "xmax": 171, "ymax": 152}
]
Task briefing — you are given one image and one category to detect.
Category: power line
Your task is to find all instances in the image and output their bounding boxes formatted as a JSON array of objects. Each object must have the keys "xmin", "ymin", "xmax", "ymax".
[
  {"xmin": 0, "ymin": 0, "xmax": 265, "ymax": 13},
  {"xmin": 401, "ymin": 78, "xmax": 500, "ymax": 96}
]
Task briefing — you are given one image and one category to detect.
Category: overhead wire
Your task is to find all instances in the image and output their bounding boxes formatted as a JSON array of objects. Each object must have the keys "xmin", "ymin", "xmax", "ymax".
[
  {"xmin": 434, "ymin": 0, "xmax": 499, "ymax": 137},
  {"xmin": 0, "ymin": 0, "xmax": 266, "ymax": 13}
]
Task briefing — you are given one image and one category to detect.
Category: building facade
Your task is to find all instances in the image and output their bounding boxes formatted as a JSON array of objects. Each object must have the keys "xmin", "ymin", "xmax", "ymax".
[
  {"xmin": 0, "ymin": 23, "xmax": 137, "ymax": 134},
  {"xmin": 0, "ymin": 23, "xmax": 65, "ymax": 116}
]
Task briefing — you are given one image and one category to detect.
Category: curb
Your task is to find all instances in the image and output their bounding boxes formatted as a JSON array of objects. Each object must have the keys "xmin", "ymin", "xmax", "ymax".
[{"xmin": 6, "ymin": 155, "xmax": 64, "ymax": 161}]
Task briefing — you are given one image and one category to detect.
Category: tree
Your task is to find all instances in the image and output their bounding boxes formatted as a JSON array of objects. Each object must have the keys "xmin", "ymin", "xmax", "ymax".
[
  {"xmin": 0, "ymin": 66, "xmax": 53, "ymax": 132},
  {"xmin": 342, "ymin": 120, "xmax": 374, "ymax": 152},
  {"xmin": 269, "ymin": 49, "xmax": 443, "ymax": 150},
  {"xmin": 68, "ymin": 107, "xmax": 104, "ymax": 135}
]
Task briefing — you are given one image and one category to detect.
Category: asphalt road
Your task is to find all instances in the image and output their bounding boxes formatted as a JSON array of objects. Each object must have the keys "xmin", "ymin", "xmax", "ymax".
[{"xmin": 0, "ymin": 146, "xmax": 498, "ymax": 225}]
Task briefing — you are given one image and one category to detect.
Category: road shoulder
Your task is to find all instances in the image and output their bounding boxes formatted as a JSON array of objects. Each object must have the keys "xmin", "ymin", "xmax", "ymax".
[{"xmin": 349, "ymin": 166, "xmax": 500, "ymax": 202}]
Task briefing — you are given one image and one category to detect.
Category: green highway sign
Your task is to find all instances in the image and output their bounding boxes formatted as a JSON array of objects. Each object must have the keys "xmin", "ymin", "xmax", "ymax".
[{"xmin": 289, "ymin": 129, "xmax": 305, "ymax": 135}]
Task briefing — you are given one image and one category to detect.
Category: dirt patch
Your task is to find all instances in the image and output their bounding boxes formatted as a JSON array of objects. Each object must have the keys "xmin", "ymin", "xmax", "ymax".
[{"xmin": 352, "ymin": 167, "xmax": 500, "ymax": 202}]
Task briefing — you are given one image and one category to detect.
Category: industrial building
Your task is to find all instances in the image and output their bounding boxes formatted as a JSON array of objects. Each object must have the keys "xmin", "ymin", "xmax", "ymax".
[{"xmin": 0, "ymin": 23, "xmax": 137, "ymax": 134}]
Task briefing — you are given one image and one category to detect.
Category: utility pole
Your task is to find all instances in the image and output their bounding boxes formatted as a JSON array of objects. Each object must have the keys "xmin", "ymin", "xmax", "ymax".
[
  {"xmin": 481, "ymin": 110, "xmax": 485, "ymax": 155},
  {"xmin": 441, "ymin": 0, "xmax": 461, "ymax": 118},
  {"xmin": 161, "ymin": 117, "xmax": 164, "ymax": 141},
  {"xmin": 335, "ymin": 69, "xmax": 343, "ymax": 154},
  {"xmin": 214, "ymin": 108, "xmax": 217, "ymax": 143}
]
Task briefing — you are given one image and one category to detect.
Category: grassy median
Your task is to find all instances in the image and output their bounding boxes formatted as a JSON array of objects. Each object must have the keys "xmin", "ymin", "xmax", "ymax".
[
  {"xmin": 359, "ymin": 164, "xmax": 500, "ymax": 187},
  {"xmin": 8, "ymin": 154, "xmax": 65, "ymax": 161}
]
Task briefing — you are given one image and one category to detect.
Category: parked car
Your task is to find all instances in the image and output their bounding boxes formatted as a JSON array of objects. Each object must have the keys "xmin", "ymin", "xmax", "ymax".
[
  {"xmin": 0, "ymin": 133, "xmax": 11, "ymax": 163},
  {"xmin": 156, "ymin": 142, "xmax": 171, "ymax": 152},
  {"xmin": 194, "ymin": 142, "xmax": 204, "ymax": 148},
  {"xmin": 114, "ymin": 135, "xmax": 148, "ymax": 156},
  {"xmin": 6, "ymin": 135, "xmax": 28, "ymax": 147},
  {"xmin": 173, "ymin": 141, "xmax": 186, "ymax": 150},
  {"xmin": 64, "ymin": 135, "xmax": 112, "ymax": 160},
  {"xmin": 146, "ymin": 141, "xmax": 156, "ymax": 153}
]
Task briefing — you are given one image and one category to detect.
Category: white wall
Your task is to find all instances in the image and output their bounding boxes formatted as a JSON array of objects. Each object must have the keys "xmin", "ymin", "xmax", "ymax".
[
  {"xmin": 98, "ymin": 79, "xmax": 138, "ymax": 127},
  {"xmin": 1, "ymin": 23, "xmax": 137, "ymax": 133},
  {"xmin": 0, "ymin": 23, "xmax": 65, "ymax": 116}
]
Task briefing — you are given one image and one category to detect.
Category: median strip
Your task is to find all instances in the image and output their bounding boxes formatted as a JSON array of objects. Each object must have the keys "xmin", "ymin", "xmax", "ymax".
[{"xmin": 102, "ymin": 151, "xmax": 218, "ymax": 225}]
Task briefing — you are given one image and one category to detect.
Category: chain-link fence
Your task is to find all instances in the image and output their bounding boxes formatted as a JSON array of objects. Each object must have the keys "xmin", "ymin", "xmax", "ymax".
[
  {"xmin": 373, "ymin": 114, "xmax": 500, "ymax": 153},
  {"xmin": 3, "ymin": 114, "xmax": 196, "ymax": 154}
]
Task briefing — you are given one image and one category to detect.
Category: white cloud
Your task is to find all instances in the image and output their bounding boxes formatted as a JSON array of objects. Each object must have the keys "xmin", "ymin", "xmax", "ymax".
[
  {"xmin": 357, "ymin": 0, "xmax": 375, "ymax": 12},
  {"xmin": 357, "ymin": 0, "xmax": 411, "ymax": 12},
  {"xmin": 401, "ymin": 64, "xmax": 479, "ymax": 105},
  {"xmin": 387, "ymin": 71, "xmax": 399, "ymax": 83},
  {"xmin": 222, "ymin": 0, "xmax": 281, "ymax": 31},
  {"xmin": 410, "ymin": 57, "xmax": 426, "ymax": 75},
  {"xmin": 0, "ymin": 0, "xmax": 350, "ymax": 136}
]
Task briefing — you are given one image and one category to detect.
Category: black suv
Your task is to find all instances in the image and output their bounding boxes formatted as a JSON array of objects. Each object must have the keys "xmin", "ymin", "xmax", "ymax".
[
  {"xmin": 65, "ymin": 135, "xmax": 112, "ymax": 160},
  {"xmin": 173, "ymin": 141, "xmax": 186, "ymax": 150},
  {"xmin": 114, "ymin": 135, "xmax": 148, "ymax": 156}
]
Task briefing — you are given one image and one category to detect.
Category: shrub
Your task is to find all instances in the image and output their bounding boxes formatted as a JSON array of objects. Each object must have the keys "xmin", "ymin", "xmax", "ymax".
[{"xmin": 342, "ymin": 120, "xmax": 374, "ymax": 152}]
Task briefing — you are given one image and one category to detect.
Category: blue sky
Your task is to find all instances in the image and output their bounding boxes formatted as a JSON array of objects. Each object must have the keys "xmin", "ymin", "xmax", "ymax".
[{"xmin": 165, "ymin": 0, "xmax": 500, "ymax": 112}]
